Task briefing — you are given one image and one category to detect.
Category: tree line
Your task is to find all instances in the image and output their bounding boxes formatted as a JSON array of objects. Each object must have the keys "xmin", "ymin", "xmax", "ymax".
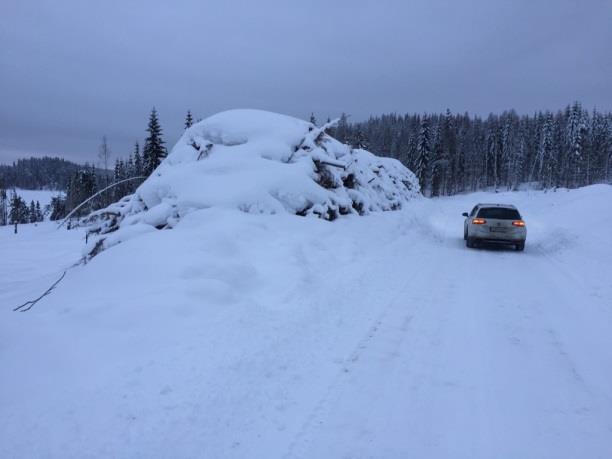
[
  {"xmin": 4, "ymin": 102, "xmax": 611, "ymax": 228},
  {"xmin": 0, "ymin": 157, "xmax": 94, "ymax": 190},
  {"xmin": 324, "ymin": 101, "xmax": 612, "ymax": 196}
]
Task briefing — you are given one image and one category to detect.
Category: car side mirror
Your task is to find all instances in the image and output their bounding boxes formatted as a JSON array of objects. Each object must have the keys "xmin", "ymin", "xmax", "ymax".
[{"xmin": 462, "ymin": 212, "xmax": 468, "ymax": 217}]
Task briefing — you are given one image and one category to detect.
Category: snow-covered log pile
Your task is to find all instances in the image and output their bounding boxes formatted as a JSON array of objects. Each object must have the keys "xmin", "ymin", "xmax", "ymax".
[{"xmin": 82, "ymin": 109, "xmax": 419, "ymax": 258}]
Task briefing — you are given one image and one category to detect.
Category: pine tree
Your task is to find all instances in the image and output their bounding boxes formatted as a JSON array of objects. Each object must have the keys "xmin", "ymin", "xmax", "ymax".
[
  {"xmin": 309, "ymin": 113, "xmax": 317, "ymax": 126},
  {"xmin": 9, "ymin": 190, "xmax": 28, "ymax": 232},
  {"xmin": 133, "ymin": 142, "xmax": 143, "ymax": 177},
  {"xmin": 539, "ymin": 113, "xmax": 555, "ymax": 189},
  {"xmin": 98, "ymin": 136, "xmax": 111, "ymax": 178},
  {"xmin": 113, "ymin": 159, "xmax": 123, "ymax": 201},
  {"xmin": 567, "ymin": 102, "xmax": 586, "ymax": 187},
  {"xmin": 335, "ymin": 113, "xmax": 350, "ymax": 143},
  {"xmin": 606, "ymin": 115, "xmax": 612, "ymax": 182},
  {"xmin": 430, "ymin": 123, "xmax": 445, "ymax": 196},
  {"xmin": 185, "ymin": 110, "xmax": 194, "ymax": 129},
  {"xmin": 589, "ymin": 109, "xmax": 606, "ymax": 183},
  {"xmin": 113, "ymin": 159, "xmax": 121, "ymax": 182},
  {"xmin": 9, "ymin": 190, "xmax": 19, "ymax": 229},
  {"xmin": 486, "ymin": 119, "xmax": 501, "ymax": 191},
  {"xmin": 415, "ymin": 116, "xmax": 431, "ymax": 193},
  {"xmin": 50, "ymin": 195, "xmax": 66, "ymax": 221},
  {"xmin": 35, "ymin": 200, "xmax": 42, "ymax": 222},
  {"xmin": 125, "ymin": 154, "xmax": 135, "ymax": 194},
  {"xmin": 29, "ymin": 200, "xmax": 36, "ymax": 223},
  {"xmin": 0, "ymin": 188, "xmax": 7, "ymax": 226},
  {"xmin": 143, "ymin": 108, "xmax": 166, "ymax": 176}
]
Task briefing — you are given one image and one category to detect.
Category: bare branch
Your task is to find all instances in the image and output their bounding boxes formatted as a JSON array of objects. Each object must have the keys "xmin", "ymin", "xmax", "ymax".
[{"xmin": 13, "ymin": 271, "xmax": 67, "ymax": 312}]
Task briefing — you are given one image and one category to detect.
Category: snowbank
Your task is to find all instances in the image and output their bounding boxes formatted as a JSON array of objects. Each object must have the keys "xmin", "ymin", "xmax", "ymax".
[{"xmin": 82, "ymin": 109, "xmax": 419, "ymax": 257}]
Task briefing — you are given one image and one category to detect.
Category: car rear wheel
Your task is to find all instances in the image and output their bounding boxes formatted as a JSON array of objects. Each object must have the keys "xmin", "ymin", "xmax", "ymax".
[
  {"xmin": 466, "ymin": 237, "xmax": 476, "ymax": 248},
  {"xmin": 515, "ymin": 242, "xmax": 525, "ymax": 251}
]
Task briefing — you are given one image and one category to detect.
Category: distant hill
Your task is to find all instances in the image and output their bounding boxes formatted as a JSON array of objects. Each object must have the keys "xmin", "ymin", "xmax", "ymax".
[{"xmin": 0, "ymin": 156, "xmax": 108, "ymax": 190}]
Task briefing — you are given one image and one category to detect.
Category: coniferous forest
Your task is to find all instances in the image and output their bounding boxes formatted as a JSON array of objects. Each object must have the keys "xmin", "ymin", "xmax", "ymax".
[
  {"xmin": 0, "ymin": 157, "xmax": 85, "ymax": 190},
  {"xmin": 330, "ymin": 102, "xmax": 612, "ymax": 196}
]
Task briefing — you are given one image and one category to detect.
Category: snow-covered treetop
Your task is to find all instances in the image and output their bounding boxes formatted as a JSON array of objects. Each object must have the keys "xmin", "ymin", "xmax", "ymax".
[{"xmin": 83, "ymin": 109, "xmax": 419, "ymax": 258}]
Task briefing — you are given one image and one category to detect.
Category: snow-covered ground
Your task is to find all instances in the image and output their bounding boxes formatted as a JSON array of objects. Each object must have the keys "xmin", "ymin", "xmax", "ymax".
[{"xmin": 1, "ymin": 185, "xmax": 611, "ymax": 458}]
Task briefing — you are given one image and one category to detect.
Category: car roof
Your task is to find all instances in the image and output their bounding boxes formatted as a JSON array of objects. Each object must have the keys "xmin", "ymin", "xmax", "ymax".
[{"xmin": 475, "ymin": 203, "xmax": 518, "ymax": 209}]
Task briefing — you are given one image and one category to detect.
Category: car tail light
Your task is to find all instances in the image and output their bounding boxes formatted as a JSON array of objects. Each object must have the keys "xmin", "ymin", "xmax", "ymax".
[
  {"xmin": 512, "ymin": 220, "xmax": 526, "ymax": 227},
  {"xmin": 472, "ymin": 218, "xmax": 486, "ymax": 225}
]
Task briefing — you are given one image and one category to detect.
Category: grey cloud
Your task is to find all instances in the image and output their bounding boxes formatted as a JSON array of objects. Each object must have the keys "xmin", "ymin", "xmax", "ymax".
[{"xmin": 1, "ymin": 0, "xmax": 610, "ymax": 164}]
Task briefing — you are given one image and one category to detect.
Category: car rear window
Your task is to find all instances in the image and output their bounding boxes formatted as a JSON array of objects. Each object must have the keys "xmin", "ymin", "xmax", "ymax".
[{"xmin": 477, "ymin": 207, "xmax": 521, "ymax": 220}]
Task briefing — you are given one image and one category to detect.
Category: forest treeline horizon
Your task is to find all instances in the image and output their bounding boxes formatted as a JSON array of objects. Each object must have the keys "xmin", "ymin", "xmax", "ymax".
[{"xmin": 1, "ymin": 102, "xmax": 610, "ymax": 224}]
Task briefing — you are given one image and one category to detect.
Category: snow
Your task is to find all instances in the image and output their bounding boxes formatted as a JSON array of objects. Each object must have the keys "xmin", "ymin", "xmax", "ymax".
[
  {"xmin": 1, "ymin": 185, "xmax": 612, "ymax": 458},
  {"xmin": 82, "ymin": 109, "xmax": 419, "ymax": 257},
  {"xmin": 13, "ymin": 188, "xmax": 60, "ymax": 213}
]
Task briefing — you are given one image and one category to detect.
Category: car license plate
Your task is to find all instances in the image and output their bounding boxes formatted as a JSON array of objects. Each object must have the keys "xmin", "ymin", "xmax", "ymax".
[{"xmin": 490, "ymin": 227, "xmax": 507, "ymax": 232}]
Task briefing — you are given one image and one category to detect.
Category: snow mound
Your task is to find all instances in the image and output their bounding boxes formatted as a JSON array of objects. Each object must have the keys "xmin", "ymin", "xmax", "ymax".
[{"xmin": 82, "ymin": 109, "xmax": 419, "ymax": 257}]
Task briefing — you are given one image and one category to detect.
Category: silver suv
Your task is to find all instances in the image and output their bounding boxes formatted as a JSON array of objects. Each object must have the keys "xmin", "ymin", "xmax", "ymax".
[{"xmin": 462, "ymin": 204, "xmax": 527, "ymax": 251}]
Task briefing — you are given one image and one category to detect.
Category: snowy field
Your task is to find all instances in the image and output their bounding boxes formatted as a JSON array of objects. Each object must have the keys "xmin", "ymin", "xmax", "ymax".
[
  {"xmin": 14, "ymin": 188, "xmax": 59, "ymax": 208},
  {"xmin": 1, "ymin": 185, "xmax": 612, "ymax": 458}
]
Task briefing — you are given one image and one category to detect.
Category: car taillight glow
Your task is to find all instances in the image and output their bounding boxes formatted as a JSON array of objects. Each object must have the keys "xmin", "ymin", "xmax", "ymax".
[
  {"xmin": 512, "ymin": 220, "xmax": 526, "ymax": 227},
  {"xmin": 472, "ymin": 218, "xmax": 486, "ymax": 225}
]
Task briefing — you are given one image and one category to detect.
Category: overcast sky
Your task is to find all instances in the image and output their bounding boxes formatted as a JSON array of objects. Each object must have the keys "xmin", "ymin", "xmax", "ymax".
[{"xmin": 1, "ymin": 0, "xmax": 611, "ymax": 165}]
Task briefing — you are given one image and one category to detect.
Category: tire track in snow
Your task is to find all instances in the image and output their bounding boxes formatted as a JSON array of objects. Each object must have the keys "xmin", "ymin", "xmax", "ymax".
[
  {"xmin": 529, "ymin": 247, "xmax": 612, "ymax": 405},
  {"xmin": 283, "ymin": 239, "xmax": 437, "ymax": 459}
]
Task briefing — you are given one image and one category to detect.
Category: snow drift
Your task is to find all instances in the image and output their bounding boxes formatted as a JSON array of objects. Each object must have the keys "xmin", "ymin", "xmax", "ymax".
[{"xmin": 83, "ymin": 109, "xmax": 419, "ymax": 257}]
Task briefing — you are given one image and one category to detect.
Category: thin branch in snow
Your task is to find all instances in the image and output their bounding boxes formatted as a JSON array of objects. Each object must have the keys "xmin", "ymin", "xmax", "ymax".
[{"xmin": 13, "ymin": 271, "xmax": 67, "ymax": 312}]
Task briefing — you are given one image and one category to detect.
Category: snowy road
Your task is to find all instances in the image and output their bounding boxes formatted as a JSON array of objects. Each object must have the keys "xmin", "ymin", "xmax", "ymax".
[{"xmin": 1, "ymin": 186, "xmax": 612, "ymax": 458}]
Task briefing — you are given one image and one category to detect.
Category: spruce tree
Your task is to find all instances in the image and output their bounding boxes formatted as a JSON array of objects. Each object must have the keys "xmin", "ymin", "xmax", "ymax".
[
  {"xmin": 335, "ymin": 113, "xmax": 350, "ymax": 143},
  {"xmin": 9, "ymin": 190, "xmax": 28, "ymax": 232},
  {"xmin": 606, "ymin": 115, "xmax": 612, "ymax": 182},
  {"xmin": 415, "ymin": 116, "xmax": 431, "ymax": 193},
  {"xmin": 143, "ymin": 108, "xmax": 166, "ymax": 176},
  {"xmin": 29, "ymin": 200, "xmax": 36, "ymax": 223},
  {"xmin": 133, "ymin": 142, "xmax": 143, "ymax": 177},
  {"xmin": 539, "ymin": 114, "xmax": 555, "ymax": 189},
  {"xmin": 35, "ymin": 201, "xmax": 42, "ymax": 222},
  {"xmin": 50, "ymin": 196, "xmax": 66, "ymax": 221},
  {"xmin": 430, "ymin": 124, "xmax": 445, "ymax": 196},
  {"xmin": 309, "ymin": 113, "xmax": 317, "ymax": 126},
  {"xmin": 9, "ymin": 190, "xmax": 18, "ymax": 225},
  {"xmin": 0, "ymin": 188, "xmax": 7, "ymax": 226},
  {"xmin": 185, "ymin": 110, "xmax": 194, "ymax": 129},
  {"xmin": 567, "ymin": 102, "xmax": 585, "ymax": 187}
]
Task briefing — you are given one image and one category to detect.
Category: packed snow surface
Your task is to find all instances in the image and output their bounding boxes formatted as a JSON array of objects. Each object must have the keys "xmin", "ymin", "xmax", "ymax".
[
  {"xmin": 83, "ymin": 109, "xmax": 418, "ymax": 257},
  {"xmin": 1, "ymin": 185, "xmax": 612, "ymax": 458}
]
